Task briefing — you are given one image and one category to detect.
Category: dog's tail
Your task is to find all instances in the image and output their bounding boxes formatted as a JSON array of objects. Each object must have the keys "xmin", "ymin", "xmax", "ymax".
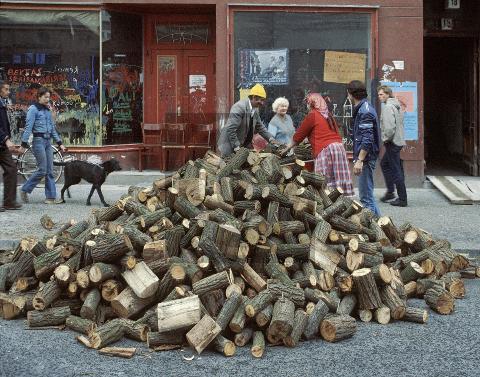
[{"xmin": 53, "ymin": 161, "xmax": 68, "ymax": 166}]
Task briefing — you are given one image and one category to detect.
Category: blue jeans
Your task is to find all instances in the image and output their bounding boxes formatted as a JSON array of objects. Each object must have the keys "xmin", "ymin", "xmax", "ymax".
[
  {"xmin": 381, "ymin": 142, "xmax": 407, "ymax": 201},
  {"xmin": 358, "ymin": 159, "xmax": 380, "ymax": 216},
  {"xmin": 21, "ymin": 137, "xmax": 56, "ymax": 199}
]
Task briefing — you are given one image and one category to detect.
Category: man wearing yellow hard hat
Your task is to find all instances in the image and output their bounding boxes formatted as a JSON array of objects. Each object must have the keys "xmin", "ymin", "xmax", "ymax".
[{"xmin": 217, "ymin": 84, "xmax": 280, "ymax": 157}]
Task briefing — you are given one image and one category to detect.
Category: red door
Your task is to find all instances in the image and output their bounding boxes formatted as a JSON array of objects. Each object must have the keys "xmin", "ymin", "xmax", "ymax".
[{"xmin": 144, "ymin": 15, "xmax": 216, "ymax": 169}]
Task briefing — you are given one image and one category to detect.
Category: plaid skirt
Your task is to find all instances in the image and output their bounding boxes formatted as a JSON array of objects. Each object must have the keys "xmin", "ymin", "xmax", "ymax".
[{"xmin": 314, "ymin": 142, "xmax": 354, "ymax": 197}]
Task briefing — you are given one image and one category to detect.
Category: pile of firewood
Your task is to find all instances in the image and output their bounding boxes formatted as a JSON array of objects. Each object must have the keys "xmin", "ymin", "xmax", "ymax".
[{"xmin": 0, "ymin": 147, "xmax": 479, "ymax": 359}]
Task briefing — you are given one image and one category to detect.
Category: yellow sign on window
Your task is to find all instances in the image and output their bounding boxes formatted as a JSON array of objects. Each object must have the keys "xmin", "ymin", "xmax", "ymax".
[{"xmin": 324, "ymin": 51, "xmax": 366, "ymax": 84}]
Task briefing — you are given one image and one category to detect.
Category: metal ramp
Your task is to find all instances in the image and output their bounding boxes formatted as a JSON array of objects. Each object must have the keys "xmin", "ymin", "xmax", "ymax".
[{"xmin": 427, "ymin": 176, "xmax": 480, "ymax": 204}]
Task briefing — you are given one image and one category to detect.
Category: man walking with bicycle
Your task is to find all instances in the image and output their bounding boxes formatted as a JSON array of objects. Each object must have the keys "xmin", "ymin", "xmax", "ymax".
[{"xmin": 0, "ymin": 80, "xmax": 22, "ymax": 211}]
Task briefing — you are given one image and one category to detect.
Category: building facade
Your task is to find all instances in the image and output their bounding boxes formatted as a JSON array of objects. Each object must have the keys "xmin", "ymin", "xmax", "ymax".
[{"xmin": 0, "ymin": 0, "xmax": 478, "ymax": 185}]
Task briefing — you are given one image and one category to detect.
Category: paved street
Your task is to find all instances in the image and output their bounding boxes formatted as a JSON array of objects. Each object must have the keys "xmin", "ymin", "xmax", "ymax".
[{"xmin": 0, "ymin": 184, "xmax": 479, "ymax": 377}]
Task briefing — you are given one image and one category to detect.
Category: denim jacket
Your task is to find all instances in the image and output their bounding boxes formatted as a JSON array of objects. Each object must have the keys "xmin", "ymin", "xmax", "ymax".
[
  {"xmin": 351, "ymin": 98, "xmax": 381, "ymax": 162},
  {"xmin": 21, "ymin": 103, "xmax": 62, "ymax": 148}
]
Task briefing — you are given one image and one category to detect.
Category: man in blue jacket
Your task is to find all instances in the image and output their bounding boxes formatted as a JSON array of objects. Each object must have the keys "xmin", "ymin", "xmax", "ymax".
[
  {"xmin": 347, "ymin": 80, "xmax": 381, "ymax": 216},
  {"xmin": 0, "ymin": 81, "xmax": 22, "ymax": 211}
]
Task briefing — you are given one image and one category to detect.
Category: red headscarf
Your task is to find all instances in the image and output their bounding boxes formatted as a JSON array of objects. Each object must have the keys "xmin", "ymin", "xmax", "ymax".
[{"xmin": 306, "ymin": 93, "xmax": 329, "ymax": 119}]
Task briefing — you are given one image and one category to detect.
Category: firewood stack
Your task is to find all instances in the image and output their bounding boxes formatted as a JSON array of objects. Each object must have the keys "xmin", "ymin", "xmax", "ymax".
[{"xmin": 0, "ymin": 147, "xmax": 478, "ymax": 358}]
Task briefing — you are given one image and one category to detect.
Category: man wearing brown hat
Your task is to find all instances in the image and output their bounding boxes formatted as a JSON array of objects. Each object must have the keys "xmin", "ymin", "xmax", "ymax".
[{"xmin": 217, "ymin": 84, "xmax": 279, "ymax": 157}]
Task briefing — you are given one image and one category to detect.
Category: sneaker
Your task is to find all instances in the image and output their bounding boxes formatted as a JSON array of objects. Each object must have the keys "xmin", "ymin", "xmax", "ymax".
[
  {"xmin": 390, "ymin": 199, "xmax": 408, "ymax": 207},
  {"xmin": 44, "ymin": 199, "xmax": 56, "ymax": 204},
  {"xmin": 4, "ymin": 202, "xmax": 22, "ymax": 210},
  {"xmin": 380, "ymin": 192, "xmax": 396, "ymax": 202},
  {"xmin": 21, "ymin": 191, "xmax": 29, "ymax": 203}
]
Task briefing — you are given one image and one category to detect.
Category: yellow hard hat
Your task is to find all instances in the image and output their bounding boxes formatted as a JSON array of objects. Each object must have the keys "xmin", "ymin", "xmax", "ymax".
[{"xmin": 249, "ymin": 84, "xmax": 267, "ymax": 99}]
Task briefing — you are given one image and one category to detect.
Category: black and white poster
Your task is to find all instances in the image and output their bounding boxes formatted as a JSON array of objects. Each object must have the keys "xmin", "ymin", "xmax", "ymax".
[{"xmin": 238, "ymin": 48, "xmax": 288, "ymax": 87}]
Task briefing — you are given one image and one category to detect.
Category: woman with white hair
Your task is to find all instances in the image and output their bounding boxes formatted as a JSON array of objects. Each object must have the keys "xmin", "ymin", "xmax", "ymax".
[{"xmin": 267, "ymin": 97, "xmax": 295, "ymax": 145}]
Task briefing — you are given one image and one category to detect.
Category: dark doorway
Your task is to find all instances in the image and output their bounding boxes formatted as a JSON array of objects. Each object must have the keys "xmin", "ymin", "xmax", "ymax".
[{"xmin": 424, "ymin": 37, "xmax": 478, "ymax": 176}]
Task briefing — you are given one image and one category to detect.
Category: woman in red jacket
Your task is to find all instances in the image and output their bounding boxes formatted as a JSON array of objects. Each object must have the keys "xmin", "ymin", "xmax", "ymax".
[{"xmin": 282, "ymin": 93, "xmax": 354, "ymax": 196}]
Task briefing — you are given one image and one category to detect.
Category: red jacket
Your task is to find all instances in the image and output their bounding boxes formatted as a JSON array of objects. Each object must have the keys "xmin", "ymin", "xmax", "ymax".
[{"xmin": 293, "ymin": 110, "xmax": 342, "ymax": 158}]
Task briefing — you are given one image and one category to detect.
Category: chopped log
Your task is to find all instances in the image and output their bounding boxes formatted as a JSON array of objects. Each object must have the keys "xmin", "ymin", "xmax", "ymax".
[
  {"xmin": 192, "ymin": 271, "xmax": 230, "ymax": 296},
  {"xmin": 277, "ymin": 244, "xmax": 309, "ymax": 260},
  {"xmin": 329, "ymin": 215, "xmax": 376, "ymax": 241},
  {"xmin": 267, "ymin": 297, "xmax": 295, "ymax": 344},
  {"xmin": 229, "ymin": 296, "xmax": 247, "ymax": 333},
  {"xmin": 358, "ymin": 309, "xmax": 373, "ymax": 322},
  {"xmin": 216, "ymin": 224, "xmax": 241, "ymax": 259},
  {"xmin": 80, "ymin": 288, "xmax": 101, "ymax": 320},
  {"xmin": 155, "ymin": 264, "xmax": 186, "ymax": 302},
  {"xmin": 186, "ymin": 314, "xmax": 221, "ymax": 354},
  {"xmin": 157, "ymin": 295, "xmax": 201, "ymax": 332},
  {"xmin": 320, "ymin": 314, "xmax": 357, "ymax": 342},
  {"xmin": 33, "ymin": 280, "xmax": 61, "ymax": 310},
  {"xmin": 212, "ymin": 334, "xmax": 236, "ymax": 356},
  {"xmin": 265, "ymin": 259, "xmax": 294, "ymax": 287},
  {"xmin": 402, "ymin": 307, "xmax": 429, "ymax": 324},
  {"xmin": 441, "ymin": 272, "xmax": 465, "ymax": 298},
  {"xmin": 122, "ymin": 261, "xmax": 159, "ymax": 299},
  {"xmin": 268, "ymin": 283, "xmax": 305, "ymax": 307},
  {"xmin": 371, "ymin": 264, "xmax": 393, "ymax": 285},
  {"xmin": 374, "ymin": 306, "xmax": 391, "ymax": 325},
  {"xmin": 337, "ymin": 294, "xmax": 357, "ymax": 315},
  {"xmin": 377, "ymin": 216, "xmax": 402, "ymax": 246},
  {"xmin": 303, "ymin": 300, "xmax": 329, "ymax": 340},
  {"xmin": 111, "ymin": 287, "xmax": 156, "ymax": 319},
  {"xmin": 424, "ymin": 286, "xmax": 455, "ymax": 314},
  {"xmin": 335, "ymin": 269, "xmax": 353, "ymax": 294},
  {"xmin": 14, "ymin": 276, "xmax": 38, "ymax": 293},
  {"xmin": 255, "ymin": 303, "xmax": 273, "ymax": 328},
  {"xmin": 142, "ymin": 240, "xmax": 166, "ymax": 263},
  {"xmin": 99, "ymin": 347, "xmax": 136, "ymax": 359},
  {"xmin": 416, "ymin": 278, "xmax": 445, "ymax": 297},
  {"xmin": 283, "ymin": 309, "xmax": 308, "ymax": 348},
  {"xmin": 400, "ymin": 262, "xmax": 425, "ymax": 283},
  {"xmin": 33, "ymin": 248, "xmax": 63, "ymax": 281},
  {"xmin": 251, "ymin": 331, "xmax": 265, "ymax": 358},
  {"xmin": 351, "ymin": 268, "xmax": 382, "ymax": 310},
  {"xmin": 147, "ymin": 331, "xmax": 184, "ymax": 347},
  {"xmin": 309, "ymin": 241, "xmax": 339, "ymax": 275},
  {"xmin": 273, "ymin": 221, "xmax": 305, "ymax": 235},
  {"xmin": 404, "ymin": 281, "xmax": 417, "ymax": 298},
  {"xmin": 89, "ymin": 319, "xmax": 126, "ymax": 349},
  {"xmin": 120, "ymin": 226, "xmax": 152, "ymax": 252},
  {"xmin": 349, "ymin": 239, "xmax": 382, "ymax": 255},
  {"xmin": 304, "ymin": 288, "xmax": 338, "ymax": 312},
  {"xmin": 301, "ymin": 261, "xmax": 317, "ymax": 287},
  {"xmin": 216, "ymin": 291, "xmax": 242, "ymax": 331},
  {"xmin": 234, "ymin": 327, "xmax": 253, "ymax": 347},
  {"xmin": 245, "ymin": 289, "xmax": 275, "ymax": 318},
  {"xmin": 66, "ymin": 315, "xmax": 96, "ymax": 335},
  {"xmin": 379, "ymin": 285, "xmax": 406, "ymax": 320},
  {"xmin": 90, "ymin": 235, "xmax": 132, "ymax": 263},
  {"xmin": 312, "ymin": 217, "xmax": 332, "ymax": 244},
  {"xmin": 27, "ymin": 306, "xmax": 71, "ymax": 327},
  {"xmin": 53, "ymin": 264, "xmax": 73, "ymax": 287},
  {"xmin": 89, "ymin": 263, "xmax": 120, "ymax": 285},
  {"xmin": 404, "ymin": 229, "xmax": 433, "ymax": 253},
  {"xmin": 317, "ymin": 270, "xmax": 335, "ymax": 291}
]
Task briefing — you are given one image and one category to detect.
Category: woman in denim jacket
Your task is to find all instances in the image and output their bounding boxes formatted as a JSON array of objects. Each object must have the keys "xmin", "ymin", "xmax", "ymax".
[{"xmin": 20, "ymin": 87, "xmax": 66, "ymax": 204}]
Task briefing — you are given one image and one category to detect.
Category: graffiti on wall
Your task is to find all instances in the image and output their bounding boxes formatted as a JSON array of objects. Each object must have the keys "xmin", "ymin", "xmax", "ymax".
[
  {"xmin": 0, "ymin": 55, "xmax": 101, "ymax": 145},
  {"xmin": 102, "ymin": 63, "xmax": 143, "ymax": 144}
]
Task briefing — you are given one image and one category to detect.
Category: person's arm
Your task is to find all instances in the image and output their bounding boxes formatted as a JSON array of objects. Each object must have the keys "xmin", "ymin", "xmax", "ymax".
[
  {"xmin": 353, "ymin": 111, "xmax": 375, "ymax": 175},
  {"xmin": 21, "ymin": 106, "xmax": 36, "ymax": 149},
  {"xmin": 0, "ymin": 117, "xmax": 9, "ymax": 146},
  {"xmin": 267, "ymin": 119, "xmax": 278, "ymax": 140},
  {"xmin": 281, "ymin": 112, "xmax": 314, "ymax": 155},
  {"xmin": 255, "ymin": 113, "xmax": 275, "ymax": 143},
  {"xmin": 382, "ymin": 105, "xmax": 396, "ymax": 142}
]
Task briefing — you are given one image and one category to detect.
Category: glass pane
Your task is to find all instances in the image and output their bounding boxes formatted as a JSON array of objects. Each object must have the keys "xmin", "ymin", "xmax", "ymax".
[
  {"xmin": 0, "ymin": 10, "xmax": 101, "ymax": 145},
  {"xmin": 102, "ymin": 10, "xmax": 143, "ymax": 145},
  {"xmin": 155, "ymin": 24, "xmax": 209, "ymax": 44},
  {"xmin": 234, "ymin": 11, "xmax": 372, "ymax": 151}
]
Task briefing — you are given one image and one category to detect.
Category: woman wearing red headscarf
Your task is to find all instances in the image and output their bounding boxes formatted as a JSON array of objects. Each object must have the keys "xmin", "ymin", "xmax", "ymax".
[{"xmin": 282, "ymin": 93, "xmax": 354, "ymax": 196}]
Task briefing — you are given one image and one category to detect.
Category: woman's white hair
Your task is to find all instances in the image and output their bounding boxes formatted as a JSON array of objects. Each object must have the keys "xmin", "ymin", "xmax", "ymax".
[{"xmin": 272, "ymin": 97, "xmax": 289, "ymax": 113}]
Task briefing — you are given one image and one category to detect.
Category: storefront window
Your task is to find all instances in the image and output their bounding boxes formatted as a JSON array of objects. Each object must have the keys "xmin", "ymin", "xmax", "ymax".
[
  {"xmin": 102, "ymin": 10, "xmax": 143, "ymax": 145},
  {"xmin": 0, "ymin": 10, "xmax": 101, "ymax": 145},
  {"xmin": 234, "ymin": 11, "xmax": 372, "ymax": 150}
]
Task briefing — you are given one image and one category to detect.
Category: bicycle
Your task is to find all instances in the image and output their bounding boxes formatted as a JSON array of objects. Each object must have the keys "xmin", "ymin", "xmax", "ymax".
[{"xmin": 14, "ymin": 144, "xmax": 74, "ymax": 186}]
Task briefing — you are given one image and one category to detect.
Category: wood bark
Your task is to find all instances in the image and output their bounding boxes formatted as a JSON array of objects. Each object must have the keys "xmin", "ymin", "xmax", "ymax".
[
  {"xmin": 320, "ymin": 314, "xmax": 357, "ymax": 342},
  {"xmin": 303, "ymin": 300, "xmax": 329, "ymax": 340},
  {"xmin": 186, "ymin": 314, "xmax": 221, "ymax": 354},
  {"xmin": 267, "ymin": 297, "xmax": 295, "ymax": 344},
  {"xmin": 27, "ymin": 306, "xmax": 71, "ymax": 328},
  {"xmin": 351, "ymin": 268, "xmax": 382, "ymax": 310},
  {"xmin": 379, "ymin": 285, "xmax": 406, "ymax": 320}
]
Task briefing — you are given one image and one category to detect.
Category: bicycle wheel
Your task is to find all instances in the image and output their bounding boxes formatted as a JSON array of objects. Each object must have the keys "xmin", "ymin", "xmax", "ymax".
[{"xmin": 19, "ymin": 145, "xmax": 64, "ymax": 186}]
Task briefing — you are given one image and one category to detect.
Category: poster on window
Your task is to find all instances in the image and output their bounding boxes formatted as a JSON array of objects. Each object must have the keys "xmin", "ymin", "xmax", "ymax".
[
  {"xmin": 238, "ymin": 48, "xmax": 288, "ymax": 86},
  {"xmin": 381, "ymin": 81, "xmax": 418, "ymax": 141}
]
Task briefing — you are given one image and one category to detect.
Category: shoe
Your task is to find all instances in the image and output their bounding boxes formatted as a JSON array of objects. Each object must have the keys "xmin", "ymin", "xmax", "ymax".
[
  {"xmin": 44, "ymin": 199, "xmax": 56, "ymax": 204},
  {"xmin": 380, "ymin": 192, "xmax": 396, "ymax": 202},
  {"xmin": 4, "ymin": 202, "xmax": 22, "ymax": 210},
  {"xmin": 21, "ymin": 191, "xmax": 29, "ymax": 203},
  {"xmin": 390, "ymin": 199, "xmax": 408, "ymax": 207},
  {"xmin": 0, "ymin": 207, "xmax": 4, "ymax": 212}
]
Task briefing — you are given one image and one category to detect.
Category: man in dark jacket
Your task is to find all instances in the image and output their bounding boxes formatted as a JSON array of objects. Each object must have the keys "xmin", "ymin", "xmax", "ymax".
[
  {"xmin": 347, "ymin": 80, "xmax": 381, "ymax": 216},
  {"xmin": 0, "ymin": 81, "xmax": 22, "ymax": 211}
]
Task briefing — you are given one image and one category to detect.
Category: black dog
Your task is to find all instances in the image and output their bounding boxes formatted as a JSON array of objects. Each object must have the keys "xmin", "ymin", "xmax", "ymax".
[{"xmin": 55, "ymin": 158, "xmax": 122, "ymax": 207}]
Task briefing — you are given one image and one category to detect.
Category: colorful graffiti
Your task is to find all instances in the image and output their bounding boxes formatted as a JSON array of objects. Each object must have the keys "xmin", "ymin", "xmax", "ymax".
[
  {"xmin": 102, "ymin": 63, "xmax": 143, "ymax": 144},
  {"xmin": 0, "ymin": 56, "xmax": 101, "ymax": 146}
]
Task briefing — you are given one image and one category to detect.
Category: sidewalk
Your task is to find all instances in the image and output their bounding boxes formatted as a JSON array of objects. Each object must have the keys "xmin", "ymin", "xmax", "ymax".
[{"xmin": 0, "ymin": 185, "xmax": 479, "ymax": 252}]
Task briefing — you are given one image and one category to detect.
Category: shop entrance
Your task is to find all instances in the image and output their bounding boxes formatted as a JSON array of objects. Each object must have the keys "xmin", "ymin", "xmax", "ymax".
[
  {"xmin": 144, "ymin": 13, "xmax": 216, "ymax": 169},
  {"xmin": 424, "ymin": 37, "xmax": 479, "ymax": 176}
]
